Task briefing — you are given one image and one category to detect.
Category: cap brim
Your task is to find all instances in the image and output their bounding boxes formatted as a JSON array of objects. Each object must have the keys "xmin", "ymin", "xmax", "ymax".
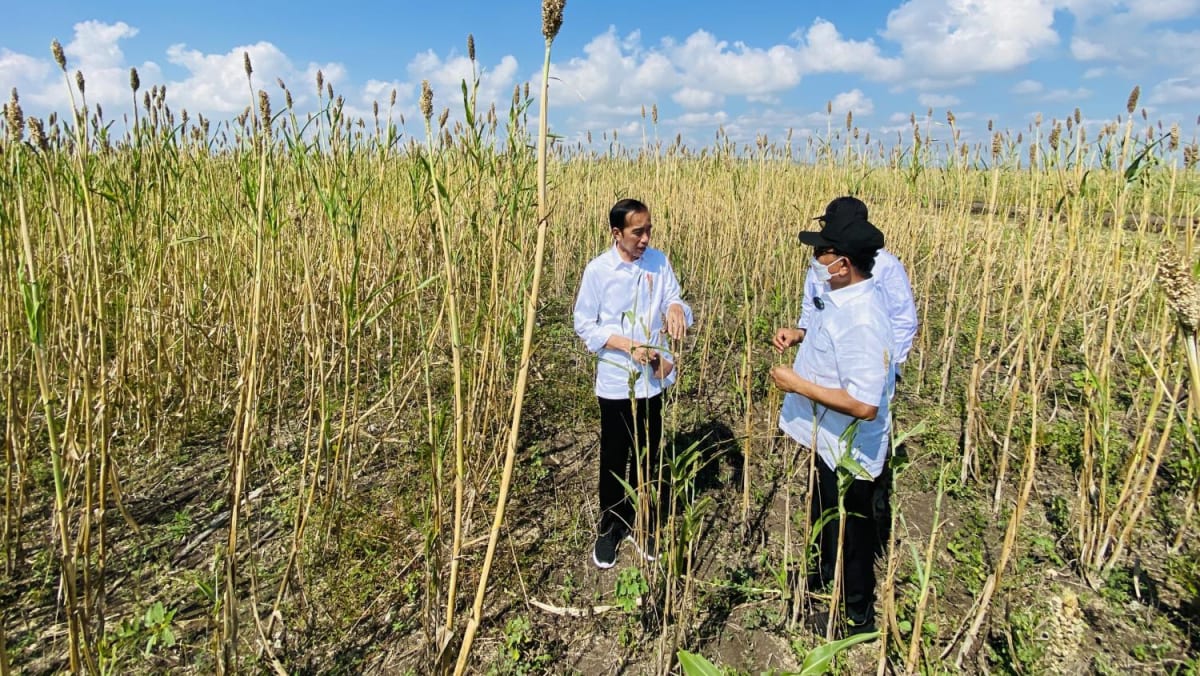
[{"xmin": 797, "ymin": 231, "xmax": 832, "ymax": 247}]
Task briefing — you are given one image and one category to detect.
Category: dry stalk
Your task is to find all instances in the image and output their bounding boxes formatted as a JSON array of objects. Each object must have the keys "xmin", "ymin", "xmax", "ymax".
[{"xmin": 454, "ymin": 3, "xmax": 563, "ymax": 672}]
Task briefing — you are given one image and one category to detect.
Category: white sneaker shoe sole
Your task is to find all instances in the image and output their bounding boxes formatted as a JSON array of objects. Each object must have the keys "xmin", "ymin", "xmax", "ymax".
[{"xmin": 625, "ymin": 534, "xmax": 657, "ymax": 562}]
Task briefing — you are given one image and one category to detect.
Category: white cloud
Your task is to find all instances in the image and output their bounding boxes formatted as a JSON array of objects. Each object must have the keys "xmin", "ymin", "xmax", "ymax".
[
  {"xmin": 1150, "ymin": 77, "xmax": 1200, "ymax": 104},
  {"xmin": 671, "ymin": 110, "xmax": 730, "ymax": 128},
  {"xmin": 1128, "ymin": 0, "xmax": 1200, "ymax": 22},
  {"xmin": 0, "ymin": 49, "xmax": 50, "ymax": 93},
  {"xmin": 406, "ymin": 50, "xmax": 518, "ymax": 122},
  {"xmin": 1011, "ymin": 79, "xmax": 1044, "ymax": 94},
  {"xmin": 166, "ymin": 41, "xmax": 300, "ymax": 114},
  {"xmin": 831, "ymin": 89, "xmax": 874, "ymax": 116},
  {"xmin": 1042, "ymin": 87, "xmax": 1092, "ymax": 101},
  {"xmin": 547, "ymin": 28, "xmax": 677, "ymax": 105},
  {"xmin": 1070, "ymin": 37, "xmax": 1108, "ymax": 60},
  {"xmin": 918, "ymin": 93, "xmax": 961, "ymax": 107},
  {"xmin": 793, "ymin": 18, "xmax": 903, "ymax": 80},
  {"xmin": 4, "ymin": 21, "xmax": 167, "ymax": 114},
  {"xmin": 667, "ymin": 30, "xmax": 802, "ymax": 95},
  {"xmin": 1083, "ymin": 67, "xmax": 1107, "ymax": 78},
  {"xmin": 65, "ymin": 20, "xmax": 138, "ymax": 70},
  {"xmin": 672, "ymin": 87, "xmax": 723, "ymax": 109},
  {"xmin": 884, "ymin": 0, "xmax": 1060, "ymax": 77}
]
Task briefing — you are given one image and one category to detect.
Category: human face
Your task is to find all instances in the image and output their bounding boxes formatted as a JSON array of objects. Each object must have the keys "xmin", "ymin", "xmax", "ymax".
[
  {"xmin": 812, "ymin": 248, "xmax": 849, "ymax": 285},
  {"xmin": 613, "ymin": 209, "xmax": 652, "ymax": 262}
]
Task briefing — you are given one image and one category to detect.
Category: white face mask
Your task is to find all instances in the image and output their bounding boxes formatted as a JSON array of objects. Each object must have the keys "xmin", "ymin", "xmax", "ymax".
[{"xmin": 811, "ymin": 256, "xmax": 845, "ymax": 284}]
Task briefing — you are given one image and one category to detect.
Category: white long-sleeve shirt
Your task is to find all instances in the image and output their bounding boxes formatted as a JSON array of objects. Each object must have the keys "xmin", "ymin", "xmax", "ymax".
[
  {"xmin": 799, "ymin": 248, "xmax": 917, "ymax": 365},
  {"xmin": 780, "ymin": 278, "xmax": 894, "ymax": 479},
  {"xmin": 573, "ymin": 245, "xmax": 694, "ymax": 400}
]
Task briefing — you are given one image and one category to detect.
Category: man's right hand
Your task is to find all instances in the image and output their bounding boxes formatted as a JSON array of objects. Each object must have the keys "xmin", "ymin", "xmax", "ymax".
[{"xmin": 772, "ymin": 327, "xmax": 806, "ymax": 353}]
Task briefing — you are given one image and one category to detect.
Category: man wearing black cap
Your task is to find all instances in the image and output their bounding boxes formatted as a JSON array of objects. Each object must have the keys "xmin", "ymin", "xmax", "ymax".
[
  {"xmin": 779, "ymin": 196, "xmax": 917, "ymax": 377},
  {"xmin": 769, "ymin": 203, "xmax": 895, "ymax": 636}
]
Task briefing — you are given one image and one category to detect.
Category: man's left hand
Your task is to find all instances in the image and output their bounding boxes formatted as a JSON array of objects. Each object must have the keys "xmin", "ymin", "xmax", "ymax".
[
  {"xmin": 666, "ymin": 304, "xmax": 687, "ymax": 342},
  {"xmin": 769, "ymin": 365, "xmax": 803, "ymax": 394}
]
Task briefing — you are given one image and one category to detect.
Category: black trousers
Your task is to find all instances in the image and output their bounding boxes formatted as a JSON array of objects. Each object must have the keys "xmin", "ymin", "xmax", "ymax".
[
  {"xmin": 810, "ymin": 456, "xmax": 889, "ymax": 620},
  {"xmin": 597, "ymin": 395, "xmax": 662, "ymax": 535}
]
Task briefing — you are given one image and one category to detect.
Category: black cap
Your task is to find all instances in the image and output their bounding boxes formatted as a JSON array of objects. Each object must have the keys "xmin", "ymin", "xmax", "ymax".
[
  {"xmin": 798, "ymin": 196, "xmax": 884, "ymax": 257},
  {"xmin": 814, "ymin": 196, "xmax": 869, "ymax": 223}
]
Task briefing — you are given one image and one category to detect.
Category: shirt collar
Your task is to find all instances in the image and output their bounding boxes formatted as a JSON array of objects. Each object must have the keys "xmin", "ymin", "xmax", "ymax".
[
  {"xmin": 606, "ymin": 244, "xmax": 642, "ymax": 270},
  {"xmin": 825, "ymin": 277, "xmax": 876, "ymax": 309}
]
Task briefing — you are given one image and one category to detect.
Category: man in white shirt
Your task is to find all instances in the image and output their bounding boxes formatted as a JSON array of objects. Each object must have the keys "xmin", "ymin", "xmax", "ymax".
[
  {"xmin": 770, "ymin": 205, "xmax": 894, "ymax": 636},
  {"xmin": 796, "ymin": 197, "xmax": 917, "ymax": 375},
  {"xmin": 573, "ymin": 198, "xmax": 693, "ymax": 569}
]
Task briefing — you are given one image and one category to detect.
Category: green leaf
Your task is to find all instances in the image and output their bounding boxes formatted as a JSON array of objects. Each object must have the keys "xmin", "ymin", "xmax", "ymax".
[
  {"xmin": 677, "ymin": 650, "xmax": 722, "ymax": 676},
  {"xmin": 798, "ymin": 631, "xmax": 880, "ymax": 674}
]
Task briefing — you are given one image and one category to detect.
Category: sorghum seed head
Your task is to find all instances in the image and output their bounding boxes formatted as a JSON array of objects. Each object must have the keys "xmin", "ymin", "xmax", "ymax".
[
  {"xmin": 640, "ymin": 104, "xmax": 645, "ymax": 119},
  {"xmin": 1157, "ymin": 243, "xmax": 1200, "ymax": 333},
  {"xmin": 316, "ymin": 70, "xmax": 324, "ymax": 93},
  {"xmin": 827, "ymin": 100, "xmax": 833, "ymax": 115},
  {"xmin": 988, "ymin": 119, "xmax": 993, "ymax": 132},
  {"xmin": 1126, "ymin": 85, "xmax": 1139, "ymax": 114},
  {"xmin": 946, "ymin": 110, "xmax": 955, "ymax": 126},
  {"xmin": 372, "ymin": 100, "xmax": 378, "ymax": 117},
  {"xmin": 524, "ymin": 81, "xmax": 530, "ymax": 100},
  {"xmin": 75, "ymin": 70, "xmax": 85, "ymax": 96},
  {"xmin": 438, "ymin": 107, "xmax": 449, "ymax": 129},
  {"xmin": 1017, "ymin": 131, "xmax": 1023, "ymax": 144},
  {"xmin": 467, "ymin": 34, "xmax": 476, "ymax": 61},
  {"xmin": 51, "ymin": 39, "xmax": 66, "ymax": 70},
  {"xmin": 512, "ymin": 84, "xmax": 520, "ymax": 108},
  {"xmin": 130, "ymin": 67, "xmax": 140, "ymax": 92},
  {"xmin": 1074, "ymin": 107, "xmax": 1081, "ymax": 125},
  {"xmin": 5, "ymin": 89, "xmax": 24, "ymax": 142},
  {"xmin": 846, "ymin": 110, "xmax": 852, "ymax": 131},
  {"xmin": 420, "ymin": 80, "xmax": 433, "ymax": 121},
  {"xmin": 1185, "ymin": 143, "xmax": 1198, "ymax": 170},
  {"xmin": 1049, "ymin": 124, "xmax": 1060, "ymax": 151},
  {"xmin": 28, "ymin": 116, "xmax": 47, "ymax": 151},
  {"xmin": 542, "ymin": 0, "xmax": 565, "ymax": 41},
  {"xmin": 992, "ymin": 132, "xmax": 1002, "ymax": 159},
  {"xmin": 390, "ymin": 88, "xmax": 397, "ymax": 107},
  {"xmin": 651, "ymin": 104, "xmax": 658, "ymax": 124},
  {"xmin": 258, "ymin": 90, "xmax": 271, "ymax": 124},
  {"xmin": 1028, "ymin": 142, "xmax": 1037, "ymax": 166},
  {"xmin": 326, "ymin": 83, "xmax": 333, "ymax": 100},
  {"xmin": 243, "ymin": 51, "xmax": 253, "ymax": 78},
  {"xmin": 285, "ymin": 89, "xmax": 293, "ymax": 108}
]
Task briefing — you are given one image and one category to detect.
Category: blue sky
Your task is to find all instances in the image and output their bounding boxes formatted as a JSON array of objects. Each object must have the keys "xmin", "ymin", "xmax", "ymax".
[{"xmin": 3, "ymin": 0, "xmax": 1198, "ymax": 150}]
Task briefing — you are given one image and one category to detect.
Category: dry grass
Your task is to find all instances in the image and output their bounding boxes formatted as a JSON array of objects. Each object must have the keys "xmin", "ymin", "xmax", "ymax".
[{"xmin": 1, "ymin": 42, "xmax": 1199, "ymax": 673}]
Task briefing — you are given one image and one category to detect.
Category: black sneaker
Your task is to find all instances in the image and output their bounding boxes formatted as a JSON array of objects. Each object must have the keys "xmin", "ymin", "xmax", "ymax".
[
  {"xmin": 845, "ymin": 609, "xmax": 877, "ymax": 637},
  {"xmin": 592, "ymin": 529, "xmax": 620, "ymax": 569},
  {"xmin": 625, "ymin": 532, "xmax": 658, "ymax": 562}
]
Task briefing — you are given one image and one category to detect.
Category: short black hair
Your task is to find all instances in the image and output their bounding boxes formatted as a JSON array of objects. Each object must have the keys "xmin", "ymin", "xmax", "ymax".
[
  {"xmin": 847, "ymin": 251, "xmax": 876, "ymax": 276},
  {"xmin": 819, "ymin": 248, "xmax": 876, "ymax": 277},
  {"xmin": 609, "ymin": 198, "xmax": 648, "ymax": 231}
]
